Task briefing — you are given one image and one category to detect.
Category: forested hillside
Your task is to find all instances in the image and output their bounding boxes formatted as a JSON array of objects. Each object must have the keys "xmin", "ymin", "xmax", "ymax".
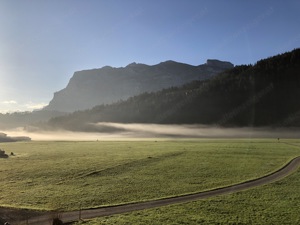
[
  {"xmin": 47, "ymin": 49, "xmax": 300, "ymax": 131},
  {"xmin": 44, "ymin": 59, "xmax": 233, "ymax": 112},
  {"xmin": 0, "ymin": 111, "xmax": 66, "ymax": 130}
]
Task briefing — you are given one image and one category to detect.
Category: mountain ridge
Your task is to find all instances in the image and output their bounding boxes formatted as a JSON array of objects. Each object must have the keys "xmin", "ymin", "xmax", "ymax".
[
  {"xmin": 44, "ymin": 59, "xmax": 233, "ymax": 112},
  {"xmin": 46, "ymin": 48, "xmax": 300, "ymax": 131}
]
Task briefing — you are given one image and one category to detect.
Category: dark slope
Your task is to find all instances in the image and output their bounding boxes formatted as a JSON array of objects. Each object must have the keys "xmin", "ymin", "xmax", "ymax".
[
  {"xmin": 0, "ymin": 132, "xmax": 31, "ymax": 142},
  {"xmin": 0, "ymin": 110, "xmax": 67, "ymax": 130},
  {"xmin": 47, "ymin": 49, "xmax": 300, "ymax": 131},
  {"xmin": 44, "ymin": 60, "xmax": 233, "ymax": 112}
]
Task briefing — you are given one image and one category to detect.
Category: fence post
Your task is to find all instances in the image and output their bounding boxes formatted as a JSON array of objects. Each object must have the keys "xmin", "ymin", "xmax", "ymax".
[{"xmin": 79, "ymin": 203, "xmax": 82, "ymax": 221}]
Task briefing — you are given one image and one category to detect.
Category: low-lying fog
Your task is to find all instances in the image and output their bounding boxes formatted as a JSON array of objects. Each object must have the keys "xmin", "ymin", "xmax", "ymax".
[{"xmin": 2, "ymin": 123, "xmax": 300, "ymax": 141}]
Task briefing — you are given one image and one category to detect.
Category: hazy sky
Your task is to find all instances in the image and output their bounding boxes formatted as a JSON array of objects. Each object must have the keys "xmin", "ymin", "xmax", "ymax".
[{"xmin": 0, "ymin": 0, "xmax": 299, "ymax": 112}]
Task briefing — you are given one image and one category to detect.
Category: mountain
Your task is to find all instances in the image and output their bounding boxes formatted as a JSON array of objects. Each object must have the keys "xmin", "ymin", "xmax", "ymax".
[
  {"xmin": 46, "ymin": 48, "xmax": 300, "ymax": 131},
  {"xmin": 44, "ymin": 60, "xmax": 233, "ymax": 112}
]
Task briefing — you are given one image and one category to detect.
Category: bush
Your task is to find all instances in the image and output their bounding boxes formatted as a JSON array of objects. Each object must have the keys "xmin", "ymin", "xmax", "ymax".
[
  {"xmin": 0, "ymin": 149, "xmax": 8, "ymax": 158},
  {"xmin": 52, "ymin": 218, "xmax": 63, "ymax": 225}
]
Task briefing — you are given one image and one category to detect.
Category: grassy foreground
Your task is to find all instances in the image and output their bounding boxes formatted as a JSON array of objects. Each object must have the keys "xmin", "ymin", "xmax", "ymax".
[
  {"xmin": 75, "ymin": 168, "xmax": 300, "ymax": 225},
  {"xmin": 0, "ymin": 139, "xmax": 299, "ymax": 217}
]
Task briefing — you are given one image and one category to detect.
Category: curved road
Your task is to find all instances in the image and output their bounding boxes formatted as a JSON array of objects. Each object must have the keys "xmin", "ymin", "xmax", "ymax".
[{"xmin": 13, "ymin": 156, "xmax": 300, "ymax": 225}]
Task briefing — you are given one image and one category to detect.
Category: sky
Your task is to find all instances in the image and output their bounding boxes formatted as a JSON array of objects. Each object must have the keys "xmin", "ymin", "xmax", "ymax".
[{"xmin": 0, "ymin": 0, "xmax": 299, "ymax": 113}]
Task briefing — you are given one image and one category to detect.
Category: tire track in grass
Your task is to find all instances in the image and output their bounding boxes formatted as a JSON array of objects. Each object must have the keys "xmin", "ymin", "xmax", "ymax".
[
  {"xmin": 79, "ymin": 152, "xmax": 184, "ymax": 178},
  {"xmin": 12, "ymin": 155, "xmax": 300, "ymax": 225}
]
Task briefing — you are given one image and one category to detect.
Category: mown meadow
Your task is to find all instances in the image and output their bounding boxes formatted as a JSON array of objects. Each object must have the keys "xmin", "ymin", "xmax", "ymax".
[
  {"xmin": 75, "ymin": 167, "xmax": 300, "ymax": 225},
  {"xmin": 0, "ymin": 139, "xmax": 299, "ymax": 224}
]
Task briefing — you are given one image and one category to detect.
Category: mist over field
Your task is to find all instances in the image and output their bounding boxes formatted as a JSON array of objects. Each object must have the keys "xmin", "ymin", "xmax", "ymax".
[{"xmin": 2, "ymin": 123, "xmax": 300, "ymax": 141}]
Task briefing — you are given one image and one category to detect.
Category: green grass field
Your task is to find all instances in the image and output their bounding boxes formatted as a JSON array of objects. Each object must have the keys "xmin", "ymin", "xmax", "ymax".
[
  {"xmin": 75, "ymin": 168, "xmax": 300, "ymax": 225},
  {"xmin": 0, "ymin": 139, "xmax": 300, "ymax": 224}
]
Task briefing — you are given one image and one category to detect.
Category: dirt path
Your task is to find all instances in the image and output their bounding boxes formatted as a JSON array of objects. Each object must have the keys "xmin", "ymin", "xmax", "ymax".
[{"xmin": 5, "ymin": 155, "xmax": 300, "ymax": 225}]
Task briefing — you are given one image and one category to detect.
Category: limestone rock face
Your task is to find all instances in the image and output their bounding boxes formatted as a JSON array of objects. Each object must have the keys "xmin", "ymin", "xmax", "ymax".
[{"xmin": 44, "ymin": 60, "xmax": 233, "ymax": 112}]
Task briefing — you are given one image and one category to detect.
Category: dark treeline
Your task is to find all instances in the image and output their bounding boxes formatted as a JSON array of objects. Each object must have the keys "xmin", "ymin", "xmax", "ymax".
[
  {"xmin": 47, "ymin": 49, "xmax": 300, "ymax": 131},
  {"xmin": 0, "ymin": 110, "xmax": 67, "ymax": 130},
  {"xmin": 0, "ymin": 132, "xmax": 31, "ymax": 142}
]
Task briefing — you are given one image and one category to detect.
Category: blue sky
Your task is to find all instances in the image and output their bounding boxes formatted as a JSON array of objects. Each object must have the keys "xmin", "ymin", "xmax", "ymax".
[{"xmin": 0, "ymin": 0, "xmax": 299, "ymax": 112}]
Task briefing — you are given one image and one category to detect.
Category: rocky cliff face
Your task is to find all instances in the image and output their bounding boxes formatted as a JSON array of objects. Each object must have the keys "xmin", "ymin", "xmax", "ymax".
[{"xmin": 44, "ymin": 60, "xmax": 233, "ymax": 112}]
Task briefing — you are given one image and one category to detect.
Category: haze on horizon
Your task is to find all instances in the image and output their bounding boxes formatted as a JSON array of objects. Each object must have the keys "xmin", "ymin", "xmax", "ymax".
[
  {"xmin": 0, "ymin": 0, "xmax": 299, "ymax": 113},
  {"xmin": 5, "ymin": 123, "xmax": 300, "ymax": 141}
]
